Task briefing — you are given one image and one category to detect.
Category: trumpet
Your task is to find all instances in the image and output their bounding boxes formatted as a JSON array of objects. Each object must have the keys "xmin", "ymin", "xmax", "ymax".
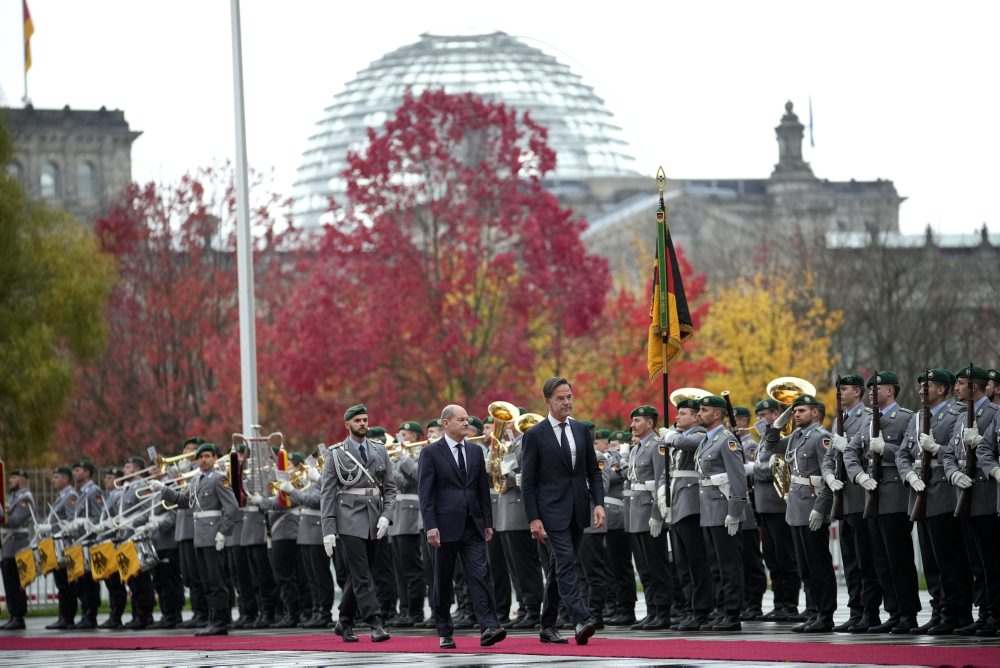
[
  {"xmin": 514, "ymin": 412, "xmax": 544, "ymax": 434},
  {"xmin": 386, "ymin": 438, "xmax": 423, "ymax": 461},
  {"xmin": 113, "ymin": 451, "xmax": 198, "ymax": 488},
  {"xmin": 134, "ymin": 468, "xmax": 201, "ymax": 499}
]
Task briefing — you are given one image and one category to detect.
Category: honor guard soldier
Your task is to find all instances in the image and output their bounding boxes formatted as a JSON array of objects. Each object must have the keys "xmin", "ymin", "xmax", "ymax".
[
  {"xmin": 623, "ymin": 404, "xmax": 672, "ymax": 630},
  {"xmin": 579, "ymin": 434, "xmax": 611, "ymax": 626},
  {"xmin": 98, "ymin": 465, "xmax": 128, "ymax": 629},
  {"xmin": 253, "ymin": 461, "xmax": 303, "ymax": 629},
  {"xmin": 600, "ymin": 430, "xmax": 635, "ymax": 626},
  {"xmin": 321, "ymin": 404, "xmax": 397, "ymax": 643},
  {"xmin": 39, "ymin": 467, "xmax": 80, "ymax": 630},
  {"xmin": 942, "ymin": 365, "xmax": 1000, "ymax": 636},
  {"xmin": 221, "ymin": 445, "xmax": 255, "ymax": 630},
  {"xmin": 734, "ymin": 405, "xmax": 767, "ymax": 621},
  {"xmin": 476, "ymin": 414, "xmax": 513, "ymax": 626},
  {"xmin": 144, "ymin": 477, "xmax": 183, "ymax": 629},
  {"xmin": 764, "ymin": 396, "xmax": 837, "ymax": 632},
  {"xmin": 118, "ymin": 455, "xmax": 157, "ymax": 629},
  {"xmin": 279, "ymin": 452, "xmax": 331, "ymax": 628},
  {"xmin": 695, "ymin": 395, "xmax": 747, "ymax": 632},
  {"xmin": 844, "ymin": 371, "xmax": 920, "ymax": 633},
  {"xmin": 69, "ymin": 459, "xmax": 106, "ymax": 629},
  {"xmin": 150, "ymin": 442, "xmax": 239, "ymax": 636},
  {"xmin": 0, "ymin": 469, "xmax": 35, "ymax": 630},
  {"xmin": 367, "ymin": 426, "xmax": 402, "ymax": 624},
  {"xmin": 388, "ymin": 420, "xmax": 428, "ymax": 627},
  {"xmin": 238, "ymin": 443, "xmax": 280, "ymax": 629},
  {"xmin": 172, "ymin": 439, "xmax": 210, "ymax": 629}
]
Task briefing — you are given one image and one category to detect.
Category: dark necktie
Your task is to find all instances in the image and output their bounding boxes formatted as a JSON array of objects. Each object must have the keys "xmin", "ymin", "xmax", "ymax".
[
  {"xmin": 559, "ymin": 422, "xmax": 572, "ymax": 466},
  {"xmin": 359, "ymin": 442, "xmax": 368, "ymax": 465},
  {"xmin": 456, "ymin": 443, "xmax": 467, "ymax": 482}
]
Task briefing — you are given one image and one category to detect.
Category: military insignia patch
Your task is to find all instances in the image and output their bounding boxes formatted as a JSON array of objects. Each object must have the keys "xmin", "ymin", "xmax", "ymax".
[
  {"xmin": 728, "ymin": 441, "xmax": 739, "ymax": 451},
  {"xmin": 95, "ymin": 494, "xmax": 104, "ymax": 505},
  {"xmin": 222, "ymin": 479, "xmax": 231, "ymax": 488},
  {"xmin": 20, "ymin": 500, "xmax": 29, "ymax": 507},
  {"xmin": 823, "ymin": 439, "xmax": 831, "ymax": 449},
  {"xmin": 69, "ymin": 497, "xmax": 77, "ymax": 505}
]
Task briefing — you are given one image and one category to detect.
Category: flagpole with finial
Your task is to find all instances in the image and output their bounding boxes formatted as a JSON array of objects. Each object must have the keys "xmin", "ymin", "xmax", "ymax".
[{"xmin": 656, "ymin": 166, "xmax": 671, "ymax": 513}]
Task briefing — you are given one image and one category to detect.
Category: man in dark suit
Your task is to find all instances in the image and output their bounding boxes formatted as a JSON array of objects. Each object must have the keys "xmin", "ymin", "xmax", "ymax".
[
  {"xmin": 521, "ymin": 376, "xmax": 606, "ymax": 645},
  {"xmin": 418, "ymin": 404, "xmax": 506, "ymax": 650}
]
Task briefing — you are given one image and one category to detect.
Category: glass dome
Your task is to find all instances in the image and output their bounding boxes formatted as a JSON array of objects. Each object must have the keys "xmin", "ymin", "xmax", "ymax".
[{"xmin": 293, "ymin": 31, "xmax": 637, "ymax": 226}]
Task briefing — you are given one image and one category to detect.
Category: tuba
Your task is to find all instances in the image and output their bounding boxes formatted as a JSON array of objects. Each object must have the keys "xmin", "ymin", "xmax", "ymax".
[
  {"xmin": 765, "ymin": 376, "xmax": 817, "ymax": 499},
  {"xmin": 668, "ymin": 387, "xmax": 711, "ymax": 407},
  {"xmin": 514, "ymin": 412, "xmax": 544, "ymax": 435},
  {"xmin": 487, "ymin": 401, "xmax": 519, "ymax": 493}
]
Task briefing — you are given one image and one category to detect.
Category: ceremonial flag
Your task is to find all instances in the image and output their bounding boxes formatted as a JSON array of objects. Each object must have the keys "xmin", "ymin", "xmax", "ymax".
[
  {"xmin": 37, "ymin": 536, "xmax": 59, "ymax": 575},
  {"xmin": 23, "ymin": 1, "xmax": 34, "ymax": 73},
  {"xmin": 15, "ymin": 547, "xmax": 37, "ymax": 588},
  {"xmin": 90, "ymin": 541, "xmax": 118, "ymax": 580},
  {"xmin": 64, "ymin": 544, "xmax": 86, "ymax": 582},
  {"xmin": 116, "ymin": 540, "xmax": 142, "ymax": 582}
]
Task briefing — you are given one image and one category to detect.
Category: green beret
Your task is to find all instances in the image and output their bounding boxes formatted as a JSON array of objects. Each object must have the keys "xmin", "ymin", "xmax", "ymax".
[
  {"xmin": 399, "ymin": 420, "xmax": 422, "ymax": 434},
  {"xmin": 232, "ymin": 442, "xmax": 246, "ymax": 454},
  {"xmin": 183, "ymin": 436, "xmax": 206, "ymax": 447},
  {"xmin": 74, "ymin": 459, "xmax": 97, "ymax": 474},
  {"xmin": 838, "ymin": 373, "xmax": 864, "ymax": 387},
  {"xmin": 955, "ymin": 365, "xmax": 990, "ymax": 382},
  {"xmin": 367, "ymin": 426, "xmax": 387, "ymax": 439},
  {"xmin": 595, "ymin": 428, "xmax": 612, "ymax": 440},
  {"xmin": 195, "ymin": 443, "xmax": 220, "ymax": 458},
  {"xmin": 989, "ymin": 369, "xmax": 999, "ymax": 381},
  {"xmin": 754, "ymin": 398, "xmax": 781, "ymax": 413},
  {"xmin": 468, "ymin": 416, "xmax": 484, "ymax": 434},
  {"xmin": 290, "ymin": 452, "xmax": 305, "ymax": 465},
  {"xmin": 631, "ymin": 405, "xmax": 659, "ymax": 419},
  {"xmin": 700, "ymin": 395, "xmax": 726, "ymax": 409},
  {"xmin": 10, "ymin": 468, "xmax": 29, "ymax": 478},
  {"xmin": 104, "ymin": 466, "xmax": 124, "ymax": 478},
  {"xmin": 918, "ymin": 368, "xmax": 955, "ymax": 385},
  {"xmin": 343, "ymin": 404, "xmax": 367, "ymax": 421},
  {"xmin": 125, "ymin": 455, "xmax": 146, "ymax": 468},
  {"xmin": 483, "ymin": 415, "xmax": 494, "ymax": 424},
  {"xmin": 517, "ymin": 407, "xmax": 531, "ymax": 416},
  {"xmin": 426, "ymin": 418, "xmax": 441, "ymax": 430},
  {"xmin": 792, "ymin": 394, "xmax": 819, "ymax": 408},
  {"xmin": 578, "ymin": 420, "xmax": 595, "ymax": 429},
  {"xmin": 676, "ymin": 398, "xmax": 700, "ymax": 412},
  {"xmin": 867, "ymin": 370, "xmax": 899, "ymax": 386},
  {"xmin": 53, "ymin": 466, "xmax": 73, "ymax": 477},
  {"xmin": 734, "ymin": 406, "xmax": 751, "ymax": 418}
]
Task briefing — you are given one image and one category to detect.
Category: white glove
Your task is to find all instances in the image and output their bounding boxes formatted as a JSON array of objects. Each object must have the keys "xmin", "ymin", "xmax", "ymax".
[
  {"xmin": 35, "ymin": 523, "xmax": 52, "ymax": 534},
  {"xmin": 133, "ymin": 524, "xmax": 147, "ymax": 538},
  {"xmin": 831, "ymin": 435, "xmax": 848, "ymax": 453},
  {"xmin": 376, "ymin": 517, "xmax": 390, "ymax": 540},
  {"xmin": 855, "ymin": 472, "xmax": 878, "ymax": 491},
  {"xmin": 620, "ymin": 443, "xmax": 631, "ymax": 458},
  {"xmin": 648, "ymin": 517, "xmax": 663, "ymax": 538},
  {"xmin": 963, "ymin": 427, "xmax": 983, "ymax": 448},
  {"xmin": 214, "ymin": 531, "xmax": 225, "ymax": 551},
  {"xmin": 147, "ymin": 479, "xmax": 166, "ymax": 491},
  {"xmin": 399, "ymin": 447, "xmax": 410, "ymax": 461},
  {"xmin": 323, "ymin": 534, "xmax": 336, "ymax": 557},
  {"xmin": 869, "ymin": 435, "xmax": 885, "ymax": 455},
  {"xmin": 657, "ymin": 427, "xmax": 671, "ymax": 441},
  {"xmin": 824, "ymin": 474, "xmax": 844, "ymax": 492},
  {"xmin": 950, "ymin": 471, "xmax": 974, "ymax": 489},
  {"xmin": 250, "ymin": 493, "xmax": 263, "ymax": 505},
  {"xmin": 278, "ymin": 480, "xmax": 295, "ymax": 494},
  {"xmin": 515, "ymin": 473, "xmax": 522, "ymax": 488},
  {"xmin": 724, "ymin": 515, "xmax": 740, "ymax": 536},
  {"xmin": 808, "ymin": 509, "xmax": 824, "ymax": 531},
  {"xmin": 905, "ymin": 471, "xmax": 926, "ymax": 492},
  {"xmin": 773, "ymin": 406, "xmax": 794, "ymax": 430},
  {"xmin": 143, "ymin": 519, "xmax": 159, "ymax": 535},
  {"xmin": 72, "ymin": 517, "xmax": 89, "ymax": 531},
  {"xmin": 656, "ymin": 485, "xmax": 668, "ymax": 518},
  {"xmin": 744, "ymin": 462, "xmax": 756, "ymax": 476},
  {"xmin": 307, "ymin": 467, "xmax": 321, "ymax": 483},
  {"xmin": 918, "ymin": 433, "xmax": 940, "ymax": 455},
  {"xmin": 663, "ymin": 430, "xmax": 681, "ymax": 445}
]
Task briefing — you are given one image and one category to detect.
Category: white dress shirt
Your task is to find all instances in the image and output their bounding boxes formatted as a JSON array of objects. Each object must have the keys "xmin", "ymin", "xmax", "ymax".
[
  {"xmin": 547, "ymin": 414, "xmax": 577, "ymax": 468},
  {"xmin": 444, "ymin": 434, "xmax": 467, "ymax": 469}
]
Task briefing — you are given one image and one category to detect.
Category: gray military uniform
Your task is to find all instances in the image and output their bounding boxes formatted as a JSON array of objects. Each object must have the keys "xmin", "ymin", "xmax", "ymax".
[
  {"xmin": 320, "ymin": 437, "xmax": 397, "ymax": 540},
  {"xmin": 2, "ymin": 488, "xmax": 35, "ymax": 558},
  {"xmin": 820, "ymin": 404, "xmax": 870, "ymax": 515},
  {"xmin": 73, "ymin": 480, "xmax": 106, "ymax": 531},
  {"xmin": 389, "ymin": 454, "xmax": 420, "ymax": 537},
  {"xmin": 976, "ymin": 409, "xmax": 1000, "ymax": 514},
  {"xmin": 603, "ymin": 449, "xmax": 627, "ymax": 531},
  {"xmin": 625, "ymin": 433, "xmax": 667, "ymax": 532},
  {"xmin": 766, "ymin": 423, "xmax": 834, "ymax": 526},
  {"xmin": 740, "ymin": 433, "xmax": 760, "ymax": 530},
  {"xmin": 583, "ymin": 452, "xmax": 610, "ymax": 535},
  {"xmin": 160, "ymin": 470, "xmax": 239, "ymax": 549},
  {"xmin": 895, "ymin": 398, "xmax": 962, "ymax": 517},
  {"xmin": 845, "ymin": 404, "xmax": 915, "ymax": 515},
  {"xmin": 496, "ymin": 437, "xmax": 528, "ymax": 532},
  {"xmin": 290, "ymin": 486, "xmax": 323, "ymax": 545},
  {"xmin": 753, "ymin": 430, "xmax": 788, "ymax": 515},
  {"xmin": 149, "ymin": 502, "xmax": 178, "ymax": 552},
  {"xmin": 942, "ymin": 398, "xmax": 1000, "ymax": 517},
  {"xmin": 260, "ymin": 496, "xmax": 301, "ymax": 542},
  {"xmin": 659, "ymin": 426, "xmax": 706, "ymax": 525},
  {"xmin": 49, "ymin": 485, "xmax": 80, "ymax": 537},
  {"xmin": 696, "ymin": 425, "xmax": 748, "ymax": 526}
]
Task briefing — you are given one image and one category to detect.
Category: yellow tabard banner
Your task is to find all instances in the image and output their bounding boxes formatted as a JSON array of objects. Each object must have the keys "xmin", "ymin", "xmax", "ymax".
[
  {"xmin": 64, "ymin": 544, "xmax": 86, "ymax": 583},
  {"xmin": 15, "ymin": 547, "xmax": 37, "ymax": 588},
  {"xmin": 116, "ymin": 541, "xmax": 141, "ymax": 582},
  {"xmin": 90, "ymin": 541, "xmax": 118, "ymax": 581},
  {"xmin": 37, "ymin": 536, "xmax": 59, "ymax": 575}
]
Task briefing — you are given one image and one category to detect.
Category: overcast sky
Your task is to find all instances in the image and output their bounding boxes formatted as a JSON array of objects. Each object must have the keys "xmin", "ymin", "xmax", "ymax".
[{"xmin": 2, "ymin": 0, "xmax": 997, "ymax": 235}]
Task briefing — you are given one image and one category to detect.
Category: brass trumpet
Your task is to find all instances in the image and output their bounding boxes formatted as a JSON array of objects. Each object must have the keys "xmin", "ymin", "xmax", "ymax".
[{"xmin": 113, "ymin": 451, "xmax": 197, "ymax": 488}]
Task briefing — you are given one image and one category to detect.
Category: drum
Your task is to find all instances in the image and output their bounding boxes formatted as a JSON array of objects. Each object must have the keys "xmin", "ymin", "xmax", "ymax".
[
  {"xmin": 53, "ymin": 535, "xmax": 69, "ymax": 567},
  {"xmin": 133, "ymin": 536, "xmax": 159, "ymax": 573}
]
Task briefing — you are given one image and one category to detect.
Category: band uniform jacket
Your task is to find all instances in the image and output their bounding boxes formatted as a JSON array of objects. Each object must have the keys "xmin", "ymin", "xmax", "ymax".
[
  {"xmin": 150, "ymin": 502, "xmax": 178, "ymax": 552},
  {"xmin": 820, "ymin": 404, "xmax": 871, "ymax": 515},
  {"xmin": 289, "ymin": 485, "xmax": 323, "ymax": 545},
  {"xmin": 390, "ymin": 454, "xmax": 421, "ymax": 537},
  {"xmin": 417, "ymin": 437, "xmax": 492, "ymax": 542},
  {"xmin": 240, "ymin": 505, "xmax": 268, "ymax": 547},
  {"xmin": 160, "ymin": 469, "xmax": 239, "ymax": 549},
  {"xmin": 942, "ymin": 398, "xmax": 1000, "ymax": 517},
  {"xmin": 624, "ymin": 432, "xmax": 666, "ymax": 533},
  {"xmin": 583, "ymin": 452, "xmax": 610, "ymax": 535},
  {"xmin": 603, "ymin": 449, "xmax": 627, "ymax": 531},
  {"xmin": 260, "ymin": 495, "xmax": 300, "ymax": 542},
  {"xmin": 496, "ymin": 436, "xmax": 528, "ymax": 532},
  {"xmin": 740, "ymin": 433, "xmax": 760, "ymax": 531},
  {"xmin": 845, "ymin": 405, "xmax": 915, "ymax": 515},
  {"xmin": 50, "ymin": 485, "xmax": 80, "ymax": 537},
  {"xmin": 174, "ymin": 507, "xmax": 194, "ymax": 543},
  {"xmin": 73, "ymin": 480, "xmax": 105, "ymax": 529},
  {"xmin": 975, "ymin": 408, "xmax": 1000, "ymax": 514},
  {"xmin": 117, "ymin": 481, "xmax": 151, "ymax": 542},
  {"xmin": 895, "ymin": 398, "xmax": 962, "ymax": 517},
  {"xmin": 658, "ymin": 426, "xmax": 706, "ymax": 526},
  {"xmin": 320, "ymin": 438, "xmax": 397, "ymax": 540},
  {"xmin": 2, "ymin": 488, "xmax": 35, "ymax": 558},
  {"xmin": 752, "ymin": 430, "xmax": 787, "ymax": 515},
  {"xmin": 765, "ymin": 424, "xmax": 834, "ymax": 526},
  {"xmin": 696, "ymin": 426, "xmax": 748, "ymax": 528}
]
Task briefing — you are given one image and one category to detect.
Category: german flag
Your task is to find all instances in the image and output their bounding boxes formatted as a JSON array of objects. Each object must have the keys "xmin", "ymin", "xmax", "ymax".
[{"xmin": 23, "ymin": 1, "xmax": 34, "ymax": 73}]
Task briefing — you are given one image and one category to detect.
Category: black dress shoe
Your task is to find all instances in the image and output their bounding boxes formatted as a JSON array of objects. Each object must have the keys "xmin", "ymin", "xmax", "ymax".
[
  {"xmin": 439, "ymin": 635, "xmax": 456, "ymax": 649},
  {"xmin": 503, "ymin": 613, "xmax": 524, "ymax": 629},
  {"xmin": 45, "ymin": 618, "xmax": 74, "ymax": 630},
  {"xmin": 676, "ymin": 615, "xmax": 707, "ymax": 632},
  {"xmin": 890, "ymin": 616, "xmax": 919, "ymax": 634},
  {"xmin": 848, "ymin": 614, "xmax": 880, "ymax": 633},
  {"xmin": 539, "ymin": 626, "xmax": 567, "ymax": 644},
  {"xmin": 606, "ymin": 612, "xmax": 635, "ymax": 626},
  {"xmin": 71, "ymin": 617, "xmax": 97, "ymax": 630},
  {"xmin": 791, "ymin": 618, "xmax": 815, "ymax": 633},
  {"xmin": 629, "ymin": 614, "xmax": 651, "ymax": 630},
  {"xmin": 759, "ymin": 608, "xmax": 790, "ymax": 622},
  {"xmin": 123, "ymin": 617, "xmax": 150, "ymax": 630},
  {"xmin": 974, "ymin": 621, "xmax": 999, "ymax": 637},
  {"xmin": 179, "ymin": 614, "xmax": 209, "ymax": 629},
  {"xmin": 954, "ymin": 618, "xmax": 985, "ymax": 636},
  {"xmin": 740, "ymin": 607, "xmax": 763, "ymax": 621},
  {"xmin": 927, "ymin": 621, "xmax": 958, "ymax": 635},
  {"xmin": 1, "ymin": 617, "xmax": 25, "ymax": 630},
  {"xmin": 98, "ymin": 616, "xmax": 123, "ymax": 630},
  {"xmin": 641, "ymin": 614, "xmax": 671, "ymax": 630},
  {"xmin": 512, "ymin": 612, "xmax": 541, "ymax": 629},
  {"xmin": 803, "ymin": 614, "xmax": 834, "ymax": 633},
  {"xmin": 712, "ymin": 615, "xmax": 742, "ymax": 632},
  {"xmin": 270, "ymin": 614, "xmax": 299, "ymax": 629},
  {"xmin": 867, "ymin": 615, "xmax": 900, "ymax": 633},
  {"xmin": 370, "ymin": 618, "xmax": 390, "ymax": 642},
  {"xmin": 832, "ymin": 616, "xmax": 860, "ymax": 632},
  {"xmin": 908, "ymin": 617, "xmax": 939, "ymax": 635},
  {"xmin": 574, "ymin": 620, "xmax": 596, "ymax": 645},
  {"xmin": 785, "ymin": 610, "xmax": 808, "ymax": 623},
  {"xmin": 453, "ymin": 614, "xmax": 475, "ymax": 630},
  {"xmin": 334, "ymin": 621, "xmax": 358, "ymax": 642},
  {"xmin": 150, "ymin": 614, "xmax": 183, "ymax": 630},
  {"xmin": 389, "ymin": 614, "xmax": 415, "ymax": 628},
  {"xmin": 194, "ymin": 623, "xmax": 228, "ymax": 636},
  {"xmin": 480, "ymin": 626, "xmax": 507, "ymax": 647},
  {"xmin": 302, "ymin": 613, "xmax": 332, "ymax": 629}
]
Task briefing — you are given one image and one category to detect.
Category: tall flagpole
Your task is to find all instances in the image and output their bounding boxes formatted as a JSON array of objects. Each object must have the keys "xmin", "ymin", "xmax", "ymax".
[
  {"xmin": 230, "ymin": 0, "xmax": 259, "ymax": 436},
  {"xmin": 656, "ymin": 166, "xmax": 671, "ymax": 513}
]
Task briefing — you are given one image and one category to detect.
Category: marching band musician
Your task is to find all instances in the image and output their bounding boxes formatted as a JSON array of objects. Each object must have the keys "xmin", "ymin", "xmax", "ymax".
[
  {"xmin": 0, "ymin": 468, "xmax": 34, "ymax": 630},
  {"xmin": 600, "ymin": 430, "xmax": 636, "ymax": 626},
  {"xmin": 70, "ymin": 459, "xmax": 105, "ymax": 629},
  {"xmin": 149, "ymin": 442, "xmax": 239, "ymax": 636},
  {"xmin": 117, "ymin": 456, "xmax": 157, "ymax": 629},
  {"xmin": 579, "ymin": 431, "xmax": 611, "ymax": 627},
  {"xmin": 238, "ymin": 441, "xmax": 280, "ymax": 629},
  {"xmin": 173, "ymin": 438, "xmax": 211, "ymax": 629},
  {"xmin": 145, "ymin": 481, "xmax": 183, "ymax": 629},
  {"xmin": 735, "ymin": 405, "xmax": 767, "ymax": 621},
  {"xmin": 252, "ymin": 454, "xmax": 303, "ymax": 629},
  {"xmin": 973, "ymin": 376, "xmax": 1000, "ymax": 637},
  {"xmin": 473, "ymin": 414, "xmax": 513, "ymax": 628},
  {"xmin": 387, "ymin": 420, "xmax": 428, "ymax": 627},
  {"xmin": 321, "ymin": 404, "xmax": 397, "ymax": 643},
  {"xmin": 221, "ymin": 445, "xmax": 256, "ymax": 630},
  {"xmin": 99, "ymin": 465, "xmax": 128, "ymax": 629},
  {"xmin": 39, "ymin": 467, "xmax": 80, "ymax": 630}
]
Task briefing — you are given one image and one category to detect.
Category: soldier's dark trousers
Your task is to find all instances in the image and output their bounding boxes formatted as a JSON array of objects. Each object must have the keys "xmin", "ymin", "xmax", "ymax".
[
  {"xmin": 76, "ymin": 573, "xmax": 100, "ymax": 620},
  {"xmin": 488, "ymin": 533, "xmax": 512, "ymax": 619},
  {"xmin": 629, "ymin": 530, "xmax": 672, "ymax": 614},
  {"xmin": 302, "ymin": 544, "xmax": 334, "ymax": 616},
  {"xmin": 603, "ymin": 528, "xmax": 635, "ymax": 615},
  {"xmin": 865, "ymin": 516, "xmax": 898, "ymax": 615},
  {"xmin": 245, "ymin": 543, "xmax": 279, "ymax": 615},
  {"xmin": 923, "ymin": 514, "xmax": 972, "ymax": 624},
  {"xmin": 869, "ymin": 513, "xmax": 920, "ymax": 616},
  {"xmin": 740, "ymin": 527, "xmax": 767, "ymax": 610},
  {"xmin": 53, "ymin": 568, "xmax": 78, "ymax": 620},
  {"xmin": 759, "ymin": 512, "xmax": 800, "ymax": 609},
  {"xmin": 579, "ymin": 533, "xmax": 610, "ymax": 617},
  {"xmin": 968, "ymin": 513, "xmax": 1000, "ymax": 620},
  {"xmin": 499, "ymin": 530, "xmax": 544, "ymax": 613},
  {"xmin": 105, "ymin": 572, "xmax": 127, "ymax": 618},
  {"xmin": 790, "ymin": 524, "xmax": 836, "ymax": 614},
  {"xmin": 916, "ymin": 520, "xmax": 942, "ymax": 619},
  {"xmin": 128, "ymin": 570, "xmax": 156, "ymax": 619},
  {"xmin": 672, "ymin": 515, "xmax": 714, "ymax": 615},
  {"xmin": 338, "ymin": 534, "xmax": 381, "ymax": 623},
  {"xmin": 178, "ymin": 539, "xmax": 208, "ymax": 616},
  {"xmin": 704, "ymin": 525, "xmax": 744, "ymax": 615},
  {"xmin": 195, "ymin": 545, "xmax": 229, "ymax": 624},
  {"xmin": 153, "ymin": 548, "xmax": 184, "ymax": 616},
  {"xmin": 373, "ymin": 538, "xmax": 397, "ymax": 617},
  {"xmin": 270, "ymin": 539, "xmax": 301, "ymax": 617},
  {"xmin": 840, "ymin": 512, "xmax": 881, "ymax": 616},
  {"xmin": 390, "ymin": 534, "xmax": 426, "ymax": 618},
  {"xmin": 226, "ymin": 545, "xmax": 257, "ymax": 619},
  {"xmin": 0, "ymin": 558, "xmax": 27, "ymax": 617}
]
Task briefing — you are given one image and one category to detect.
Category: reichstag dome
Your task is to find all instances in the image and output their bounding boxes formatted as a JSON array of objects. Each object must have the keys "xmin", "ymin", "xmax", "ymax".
[{"xmin": 293, "ymin": 31, "xmax": 638, "ymax": 227}]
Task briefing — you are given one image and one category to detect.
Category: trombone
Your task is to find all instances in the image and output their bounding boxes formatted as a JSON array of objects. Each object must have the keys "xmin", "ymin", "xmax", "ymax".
[{"xmin": 113, "ymin": 451, "xmax": 197, "ymax": 488}]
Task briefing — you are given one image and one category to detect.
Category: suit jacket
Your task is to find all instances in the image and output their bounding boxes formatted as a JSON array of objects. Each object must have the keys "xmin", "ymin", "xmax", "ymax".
[
  {"xmin": 521, "ymin": 417, "xmax": 604, "ymax": 532},
  {"xmin": 418, "ymin": 437, "xmax": 492, "ymax": 542}
]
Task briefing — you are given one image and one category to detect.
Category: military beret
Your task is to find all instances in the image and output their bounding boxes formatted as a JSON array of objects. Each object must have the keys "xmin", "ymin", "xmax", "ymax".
[
  {"xmin": 467, "ymin": 416, "xmax": 484, "ymax": 434},
  {"xmin": 734, "ymin": 406, "xmax": 751, "ymax": 418},
  {"xmin": 9, "ymin": 468, "xmax": 29, "ymax": 478},
  {"xmin": 343, "ymin": 404, "xmax": 367, "ymax": 421},
  {"xmin": 53, "ymin": 466, "xmax": 73, "ymax": 477},
  {"xmin": 183, "ymin": 436, "xmax": 206, "ymax": 447},
  {"xmin": 867, "ymin": 370, "xmax": 899, "ymax": 386},
  {"xmin": 631, "ymin": 405, "xmax": 659, "ymax": 419},
  {"xmin": 195, "ymin": 443, "xmax": 220, "ymax": 458},
  {"xmin": 754, "ymin": 398, "xmax": 781, "ymax": 413},
  {"xmin": 838, "ymin": 373, "xmax": 864, "ymax": 387},
  {"xmin": 399, "ymin": 420, "xmax": 422, "ymax": 434},
  {"xmin": 676, "ymin": 398, "xmax": 700, "ymax": 412},
  {"xmin": 989, "ymin": 369, "xmax": 999, "ymax": 381},
  {"xmin": 595, "ymin": 428, "xmax": 612, "ymax": 440},
  {"xmin": 74, "ymin": 459, "xmax": 97, "ymax": 474},
  {"xmin": 955, "ymin": 365, "xmax": 991, "ymax": 382},
  {"xmin": 125, "ymin": 455, "xmax": 146, "ymax": 468},
  {"xmin": 792, "ymin": 394, "xmax": 819, "ymax": 408},
  {"xmin": 517, "ymin": 407, "xmax": 531, "ymax": 416},
  {"xmin": 367, "ymin": 426, "xmax": 387, "ymax": 439},
  {"xmin": 918, "ymin": 368, "xmax": 955, "ymax": 385},
  {"xmin": 290, "ymin": 452, "xmax": 305, "ymax": 465},
  {"xmin": 426, "ymin": 418, "xmax": 441, "ymax": 430},
  {"xmin": 700, "ymin": 395, "xmax": 726, "ymax": 409},
  {"xmin": 483, "ymin": 415, "xmax": 494, "ymax": 424},
  {"xmin": 104, "ymin": 466, "xmax": 124, "ymax": 478},
  {"xmin": 232, "ymin": 442, "xmax": 246, "ymax": 454}
]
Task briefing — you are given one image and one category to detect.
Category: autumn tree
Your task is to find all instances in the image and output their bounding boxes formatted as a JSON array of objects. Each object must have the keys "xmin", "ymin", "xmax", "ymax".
[{"xmin": 277, "ymin": 90, "xmax": 610, "ymax": 441}]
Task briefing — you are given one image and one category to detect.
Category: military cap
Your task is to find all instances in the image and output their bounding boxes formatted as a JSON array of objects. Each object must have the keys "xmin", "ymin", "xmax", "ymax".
[
  {"xmin": 838, "ymin": 373, "xmax": 865, "ymax": 387},
  {"xmin": 232, "ymin": 442, "xmax": 246, "ymax": 454},
  {"xmin": 74, "ymin": 459, "xmax": 97, "ymax": 474},
  {"xmin": 595, "ymin": 428, "xmax": 612, "ymax": 440},
  {"xmin": 616, "ymin": 430, "xmax": 631, "ymax": 441},
  {"xmin": 988, "ymin": 369, "xmax": 998, "ymax": 381},
  {"xmin": 9, "ymin": 468, "xmax": 29, "ymax": 478},
  {"xmin": 183, "ymin": 436, "xmax": 206, "ymax": 447},
  {"xmin": 792, "ymin": 394, "xmax": 819, "ymax": 408},
  {"xmin": 53, "ymin": 466, "xmax": 73, "ymax": 477},
  {"xmin": 195, "ymin": 442, "xmax": 220, "ymax": 458},
  {"xmin": 468, "ymin": 416, "xmax": 484, "ymax": 434},
  {"xmin": 918, "ymin": 368, "xmax": 956, "ymax": 385},
  {"xmin": 367, "ymin": 426, "xmax": 387, "ymax": 439},
  {"xmin": 700, "ymin": 395, "xmax": 727, "ymax": 409},
  {"xmin": 343, "ymin": 404, "xmax": 367, "ymax": 421},
  {"xmin": 290, "ymin": 452, "xmax": 305, "ymax": 465},
  {"xmin": 734, "ymin": 406, "xmax": 751, "ymax": 418},
  {"xmin": 103, "ymin": 466, "xmax": 124, "ymax": 478},
  {"xmin": 631, "ymin": 405, "xmax": 659, "ymax": 419},
  {"xmin": 867, "ymin": 370, "xmax": 899, "ymax": 386},
  {"xmin": 399, "ymin": 420, "xmax": 422, "ymax": 434},
  {"xmin": 754, "ymin": 398, "xmax": 781, "ymax": 413},
  {"xmin": 676, "ymin": 398, "xmax": 700, "ymax": 412},
  {"xmin": 955, "ymin": 365, "xmax": 991, "ymax": 381},
  {"xmin": 426, "ymin": 418, "xmax": 441, "ymax": 430},
  {"xmin": 483, "ymin": 415, "xmax": 494, "ymax": 424},
  {"xmin": 517, "ymin": 407, "xmax": 531, "ymax": 416},
  {"xmin": 125, "ymin": 455, "xmax": 146, "ymax": 468},
  {"xmin": 578, "ymin": 420, "xmax": 595, "ymax": 430}
]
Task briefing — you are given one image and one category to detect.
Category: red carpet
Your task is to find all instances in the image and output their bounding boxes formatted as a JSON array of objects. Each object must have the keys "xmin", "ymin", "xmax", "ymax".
[{"xmin": 2, "ymin": 634, "xmax": 999, "ymax": 666}]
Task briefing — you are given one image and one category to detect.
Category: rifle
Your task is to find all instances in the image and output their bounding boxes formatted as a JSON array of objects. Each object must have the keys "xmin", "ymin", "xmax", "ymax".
[
  {"xmin": 910, "ymin": 369, "xmax": 933, "ymax": 522},
  {"xmin": 862, "ymin": 383, "xmax": 882, "ymax": 520},
  {"xmin": 831, "ymin": 380, "xmax": 847, "ymax": 520},
  {"xmin": 955, "ymin": 362, "xmax": 977, "ymax": 517},
  {"xmin": 722, "ymin": 391, "xmax": 755, "ymax": 513}
]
